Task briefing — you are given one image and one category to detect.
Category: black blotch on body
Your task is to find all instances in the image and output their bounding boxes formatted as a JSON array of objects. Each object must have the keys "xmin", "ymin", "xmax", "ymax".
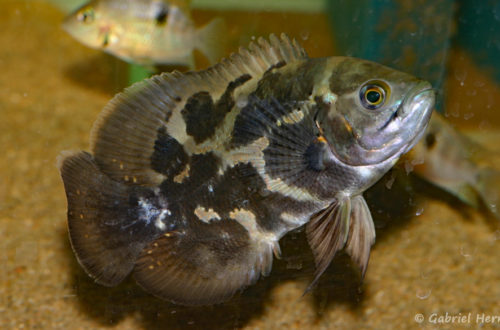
[
  {"xmin": 218, "ymin": 74, "xmax": 252, "ymax": 114},
  {"xmin": 231, "ymin": 59, "xmax": 324, "ymax": 149},
  {"xmin": 155, "ymin": 4, "xmax": 169, "ymax": 25},
  {"xmin": 151, "ymin": 126, "xmax": 189, "ymax": 177},
  {"xmin": 251, "ymin": 58, "xmax": 325, "ymax": 102},
  {"xmin": 159, "ymin": 151, "xmax": 221, "ymax": 200},
  {"xmin": 305, "ymin": 139, "xmax": 329, "ymax": 171},
  {"xmin": 181, "ymin": 91, "xmax": 215, "ymax": 143},
  {"xmin": 263, "ymin": 60, "xmax": 286, "ymax": 75},
  {"xmin": 181, "ymin": 74, "xmax": 252, "ymax": 143},
  {"xmin": 231, "ymin": 96, "xmax": 273, "ymax": 147},
  {"xmin": 231, "ymin": 95, "xmax": 315, "ymax": 148},
  {"xmin": 203, "ymin": 162, "xmax": 301, "ymax": 233}
]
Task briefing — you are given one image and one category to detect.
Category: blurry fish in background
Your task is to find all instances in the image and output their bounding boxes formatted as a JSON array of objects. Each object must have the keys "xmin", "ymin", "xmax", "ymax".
[
  {"xmin": 404, "ymin": 113, "xmax": 500, "ymax": 219},
  {"xmin": 63, "ymin": 0, "xmax": 225, "ymax": 68}
]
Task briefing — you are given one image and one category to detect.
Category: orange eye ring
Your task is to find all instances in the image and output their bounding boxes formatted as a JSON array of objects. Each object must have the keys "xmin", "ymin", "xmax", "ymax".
[{"xmin": 360, "ymin": 82, "xmax": 389, "ymax": 110}]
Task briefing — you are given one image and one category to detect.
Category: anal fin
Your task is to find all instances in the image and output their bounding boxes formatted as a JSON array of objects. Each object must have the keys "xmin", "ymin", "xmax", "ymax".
[
  {"xmin": 134, "ymin": 219, "xmax": 275, "ymax": 305},
  {"xmin": 305, "ymin": 195, "xmax": 375, "ymax": 291}
]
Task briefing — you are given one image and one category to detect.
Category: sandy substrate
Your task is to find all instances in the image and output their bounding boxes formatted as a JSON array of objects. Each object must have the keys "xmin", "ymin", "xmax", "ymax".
[{"xmin": 1, "ymin": 1, "xmax": 499, "ymax": 329}]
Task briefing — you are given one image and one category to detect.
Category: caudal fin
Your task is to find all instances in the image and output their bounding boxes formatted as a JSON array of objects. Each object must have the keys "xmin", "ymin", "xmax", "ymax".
[
  {"xmin": 58, "ymin": 151, "xmax": 163, "ymax": 286},
  {"xmin": 195, "ymin": 17, "xmax": 226, "ymax": 65}
]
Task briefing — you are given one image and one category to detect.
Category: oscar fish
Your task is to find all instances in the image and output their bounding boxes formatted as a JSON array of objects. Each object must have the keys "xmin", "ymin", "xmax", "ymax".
[
  {"xmin": 63, "ymin": 0, "xmax": 225, "ymax": 67},
  {"xmin": 58, "ymin": 34, "xmax": 435, "ymax": 305}
]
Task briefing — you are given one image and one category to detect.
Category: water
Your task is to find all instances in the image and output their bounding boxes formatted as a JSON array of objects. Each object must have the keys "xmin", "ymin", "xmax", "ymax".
[{"xmin": 1, "ymin": 0, "xmax": 500, "ymax": 328}]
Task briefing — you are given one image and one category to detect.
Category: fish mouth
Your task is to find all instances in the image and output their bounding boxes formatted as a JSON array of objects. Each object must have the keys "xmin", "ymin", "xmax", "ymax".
[{"xmin": 396, "ymin": 82, "xmax": 435, "ymax": 154}]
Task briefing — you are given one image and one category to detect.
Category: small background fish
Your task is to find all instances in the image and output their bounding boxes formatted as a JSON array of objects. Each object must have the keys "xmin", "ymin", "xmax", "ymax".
[
  {"xmin": 404, "ymin": 113, "xmax": 500, "ymax": 218},
  {"xmin": 63, "ymin": 0, "xmax": 226, "ymax": 68}
]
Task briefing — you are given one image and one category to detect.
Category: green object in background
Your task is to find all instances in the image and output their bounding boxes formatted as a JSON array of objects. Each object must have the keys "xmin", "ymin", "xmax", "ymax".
[
  {"xmin": 457, "ymin": 0, "xmax": 500, "ymax": 83},
  {"xmin": 50, "ymin": 0, "xmax": 325, "ymax": 13},
  {"xmin": 128, "ymin": 63, "xmax": 153, "ymax": 85},
  {"xmin": 326, "ymin": 0, "xmax": 455, "ymax": 111}
]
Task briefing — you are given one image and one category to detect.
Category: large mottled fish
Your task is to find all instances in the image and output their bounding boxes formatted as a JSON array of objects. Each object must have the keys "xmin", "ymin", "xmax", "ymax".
[
  {"xmin": 63, "ymin": 0, "xmax": 225, "ymax": 67},
  {"xmin": 405, "ymin": 113, "xmax": 500, "ymax": 218},
  {"xmin": 58, "ymin": 34, "xmax": 435, "ymax": 305}
]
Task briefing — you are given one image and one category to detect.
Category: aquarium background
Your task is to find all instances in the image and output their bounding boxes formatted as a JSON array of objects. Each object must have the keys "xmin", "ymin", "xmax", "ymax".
[{"xmin": 1, "ymin": 0, "xmax": 500, "ymax": 328}]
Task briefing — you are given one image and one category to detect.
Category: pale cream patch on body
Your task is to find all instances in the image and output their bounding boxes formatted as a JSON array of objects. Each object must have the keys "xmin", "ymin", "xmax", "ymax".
[
  {"xmin": 194, "ymin": 206, "xmax": 221, "ymax": 223},
  {"xmin": 229, "ymin": 208, "xmax": 281, "ymax": 274},
  {"xmin": 278, "ymin": 108, "xmax": 305, "ymax": 125},
  {"xmin": 147, "ymin": 170, "xmax": 167, "ymax": 185},
  {"xmin": 229, "ymin": 208, "xmax": 260, "ymax": 236},
  {"xmin": 173, "ymin": 164, "xmax": 190, "ymax": 183},
  {"xmin": 280, "ymin": 211, "xmax": 309, "ymax": 227},
  {"xmin": 311, "ymin": 59, "xmax": 339, "ymax": 119}
]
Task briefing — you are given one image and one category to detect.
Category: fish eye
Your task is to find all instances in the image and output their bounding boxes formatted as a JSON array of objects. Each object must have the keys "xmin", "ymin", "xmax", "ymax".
[
  {"xmin": 77, "ymin": 6, "xmax": 95, "ymax": 24},
  {"xmin": 360, "ymin": 81, "xmax": 389, "ymax": 110}
]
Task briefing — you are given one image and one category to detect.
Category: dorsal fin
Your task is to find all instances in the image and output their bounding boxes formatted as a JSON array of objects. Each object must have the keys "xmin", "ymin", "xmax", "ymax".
[{"xmin": 89, "ymin": 33, "xmax": 308, "ymax": 186}]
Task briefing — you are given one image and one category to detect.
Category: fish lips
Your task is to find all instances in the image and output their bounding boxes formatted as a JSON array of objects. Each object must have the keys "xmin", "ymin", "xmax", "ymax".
[
  {"xmin": 340, "ymin": 81, "xmax": 435, "ymax": 166},
  {"xmin": 398, "ymin": 84, "xmax": 435, "ymax": 154}
]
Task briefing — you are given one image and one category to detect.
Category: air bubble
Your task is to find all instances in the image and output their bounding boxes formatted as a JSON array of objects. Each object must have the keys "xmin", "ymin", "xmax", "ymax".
[
  {"xmin": 420, "ymin": 269, "xmax": 431, "ymax": 279},
  {"xmin": 459, "ymin": 244, "xmax": 475, "ymax": 258},
  {"xmin": 489, "ymin": 203, "xmax": 497, "ymax": 214},
  {"xmin": 286, "ymin": 258, "xmax": 303, "ymax": 270},
  {"xmin": 416, "ymin": 288, "xmax": 432, "ymax": 300},
  {"xmin": 492, "ymin": 230, "xmax": 500, "ymax": 242},
  {"xmin": 300, "ymin": 31, "xmax": 310, "ymax": 41},
  {"xmin": 415, "ymin": 207, "xmax": 424, "ymax": 216},
  {"xmin": 454, "ymin": 68, "xmax": 468, "ymax": 83},
  {"xmin": 463, "ymin": 112, "xmax": 474, "ymax": 120},
  {"xmin": 385, "ymin": 175, "xmax": 395, "ymax": 189},
  {"xmin": 473, "ymin": 80, "xmax": 485, "ymax": 88}
]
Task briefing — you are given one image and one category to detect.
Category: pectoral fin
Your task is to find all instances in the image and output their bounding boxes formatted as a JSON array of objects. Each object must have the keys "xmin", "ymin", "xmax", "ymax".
[
  {"xmin": 305, "ymin": 197, "xmax": 351, "ymax": 291},
  {"xmin": 305, "ymin": 195, "xmax": 375, "ymax": 291},
  {"xmin": 345, "ymin": 195, "xmax": 376, "ymax": 277}
]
